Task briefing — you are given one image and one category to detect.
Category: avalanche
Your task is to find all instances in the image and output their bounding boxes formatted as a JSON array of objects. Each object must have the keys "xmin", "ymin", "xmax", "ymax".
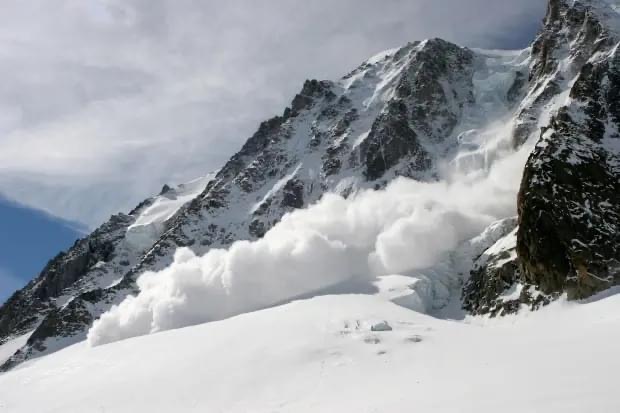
[
  {"xmin": 87, "ymin": 130, "xmax": 530, "ymax": 346},
  {"xmin": 0, "ymin": 36, "xmax": 539, "ymax": 367},
  {"xmin": 83, "ymin": 43, "xmax": 539, "ymax": 346}
]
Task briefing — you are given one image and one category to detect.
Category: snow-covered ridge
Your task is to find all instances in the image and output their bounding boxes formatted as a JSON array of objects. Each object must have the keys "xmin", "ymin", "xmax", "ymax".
[
  {"xmin": 124, "ymin": 174, "xmax": 214, "ymax": 249},
  {"xmin": 0, "ymin": 172, "xmax": 216, "ymax": 369},
  {"xmin": 129, "ymin": 175, "xmax": 213, "ymax": 230},
  {"xmin": 0, "ymin": 331, "xmax": 31, "ymax": 365}
]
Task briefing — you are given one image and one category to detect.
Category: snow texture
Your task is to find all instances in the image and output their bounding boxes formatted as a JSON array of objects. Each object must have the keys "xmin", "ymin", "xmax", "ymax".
[
  {"xmin": 0, "ymin": 332, "xmax": 31, "ymax": 365},
  {"xmin": 3, "ymin": 292, "xmax": 620, "ymax": 412}
]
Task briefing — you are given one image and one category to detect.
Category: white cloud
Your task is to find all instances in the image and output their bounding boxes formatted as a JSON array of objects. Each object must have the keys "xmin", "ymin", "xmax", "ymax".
[{"xmin": 0, "ymin": 0, "xmax": 545, "ymax": 227}]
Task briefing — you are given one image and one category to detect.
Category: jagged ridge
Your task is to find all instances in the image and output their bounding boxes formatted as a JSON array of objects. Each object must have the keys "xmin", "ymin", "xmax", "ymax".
[{"xmin": 464, "ymin": 0, "xmax": 620, "ymax": 315}]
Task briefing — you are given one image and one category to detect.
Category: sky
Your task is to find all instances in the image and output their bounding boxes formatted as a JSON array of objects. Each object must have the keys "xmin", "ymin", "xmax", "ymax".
[
  {"xmin": 0, "ymin": 0, "xmax": 546, "ymax": 228},
  {"xmin": 0, "ymin": 197, "xmax": 83, "ymax": 303},
  {"xmin": 0, "ymin": 1, "xmax": 546, "ymax": 298}
]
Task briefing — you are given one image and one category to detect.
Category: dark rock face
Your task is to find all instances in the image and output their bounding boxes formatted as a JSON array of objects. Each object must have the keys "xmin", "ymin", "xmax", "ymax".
[
  {"xmin": 507, "ymin": 71, "xmax": 527, "ymax": 103},
  {"xmin": 463, "ymin": 228, "xmax": 553, "ymax": 317},
  {"xmin": 280, "ymin": 179, "xmax": 305, "ymax": 209},
  {"xmin": 0, "ymin": 290, "xmax": 48, "ymax": 346},
  {"xmin": 462, "ymin": 217, "xmax": 549, "ymax": 317},
  {"xmin": 465, "ymin": 262, "xmax": 553, "ymax": 317},
  {"xmin": 355, "ymin": 38, "xmax": 474, "ymax": 181},
  {"xmin": 517, "ymin": 0, "xmax": 620, "ymax": 300},
  {"xmin": 512, "ymin": 0, "xmax": 611, "ymax": 147},
  {"xmin": 397, "ymin": 39, "xmax": 475, "ymax": 143},
  {"xmin": 360, "ymin": 101, "xmax": 431, "ymax": 181},
  {"xmin": 464, "ymin": 257, "xmax": 522, "ymax": 317},
  {"xmin": 34, "ymin": 236, "xmax": 114, "ymax": 300},
  {"xmin": 518, "ymin": 103, "xmax": 620, "ymax": 299},
  {"xmin": 464, "ymin": 0, "xmax": 620, "ymax": 315},
  {"xmin": 291, "ymin": 79, "xmax": 336, "ymax": 115}
]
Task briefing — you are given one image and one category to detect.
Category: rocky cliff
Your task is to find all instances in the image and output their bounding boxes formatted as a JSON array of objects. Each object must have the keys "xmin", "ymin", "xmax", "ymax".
[{"xmin": 464, "ymin": 0, "xmax": 620, "ymax": 316}]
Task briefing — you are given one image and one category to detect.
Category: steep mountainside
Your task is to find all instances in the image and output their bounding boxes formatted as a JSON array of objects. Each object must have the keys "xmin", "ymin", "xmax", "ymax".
[
  {"xmin": 464, "ymin": 0, "xmax": 620, "ymax": 315},
  {"xmin": 0, "ymin": 176, "xmax": 213, "ymax": 368},
  {"xmin": 1, "ymin": 0, "xmax": 619, "ymax": 370}
]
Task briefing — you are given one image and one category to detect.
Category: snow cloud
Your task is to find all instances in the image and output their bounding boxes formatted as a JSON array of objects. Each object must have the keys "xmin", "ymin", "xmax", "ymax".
[
  {"xmin": 0, "ymin": 0, "xmax": 544, "ymax": 227},
  {"xmin": 88, "ymin": 123, "xmax": 532, "ymax": 346}
]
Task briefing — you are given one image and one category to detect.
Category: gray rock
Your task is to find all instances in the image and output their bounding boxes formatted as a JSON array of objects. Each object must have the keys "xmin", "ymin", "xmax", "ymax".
[{"xmin": 370, "ymin": 321, "xmax": 393, "ymax": 332}]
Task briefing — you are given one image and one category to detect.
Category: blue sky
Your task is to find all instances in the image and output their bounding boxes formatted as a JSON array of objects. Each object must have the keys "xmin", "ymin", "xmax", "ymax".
[{"xmin": 0, "ymin": 197, "xmax": 82, "ymax": 303}]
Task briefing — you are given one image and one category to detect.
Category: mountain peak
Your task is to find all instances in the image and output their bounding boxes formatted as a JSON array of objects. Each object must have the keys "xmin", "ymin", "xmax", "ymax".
[{"xmin": 545, "ymin": 0, "xmax": 620, "ymax": 35}]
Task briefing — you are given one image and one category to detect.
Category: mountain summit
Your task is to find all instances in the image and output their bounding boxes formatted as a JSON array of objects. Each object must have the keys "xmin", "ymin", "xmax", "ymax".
[{"xmin": 0, "ymin": 0, "xmax": 619, "ymax": 374}]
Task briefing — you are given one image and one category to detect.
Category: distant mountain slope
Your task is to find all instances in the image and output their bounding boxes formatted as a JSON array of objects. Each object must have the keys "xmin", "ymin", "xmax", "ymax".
[{"xmin": 0, "ymin": 175, "xmax": 213, "ymax": 368}]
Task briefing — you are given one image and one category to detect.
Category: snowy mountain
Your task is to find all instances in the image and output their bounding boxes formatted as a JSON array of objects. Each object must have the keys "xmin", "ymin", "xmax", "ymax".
[
  {"xmin": 0, "ymin": 4, "xmax": 618, "ymax": 408},
  {"xmin": 0, "ymin": 175, "xmax": 214, "ymax": 368}
]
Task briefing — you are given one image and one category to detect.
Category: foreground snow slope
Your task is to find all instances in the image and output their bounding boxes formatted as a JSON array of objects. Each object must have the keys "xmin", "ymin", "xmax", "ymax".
[
  {"xmin": 1, "ymin": 289, "xmax": 619, "ymax": 413},
  {"xmin": 0, "ymin": 332, "xmax": 30, "ymax": 365}
]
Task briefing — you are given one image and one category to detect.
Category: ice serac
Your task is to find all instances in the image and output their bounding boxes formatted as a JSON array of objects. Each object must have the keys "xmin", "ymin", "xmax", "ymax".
[{"xmin": 463, "ymin": 0, "xmax": 620, "ymax": 315}]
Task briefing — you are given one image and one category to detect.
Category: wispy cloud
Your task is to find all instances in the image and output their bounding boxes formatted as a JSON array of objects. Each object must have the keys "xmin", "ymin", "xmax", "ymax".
[{"xmin": 0, "ymin": 0, "xmax": 545, "ymax": 227}]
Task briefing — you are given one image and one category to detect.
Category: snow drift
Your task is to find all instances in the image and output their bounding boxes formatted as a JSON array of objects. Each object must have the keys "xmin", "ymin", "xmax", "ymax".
[
  {"xmin": 8, "ymin": 293, "xmax": 620, "ymax": 413},
  {"xmin": 88, "ymin": 122, "xmax": 531, "ymax": 346}
]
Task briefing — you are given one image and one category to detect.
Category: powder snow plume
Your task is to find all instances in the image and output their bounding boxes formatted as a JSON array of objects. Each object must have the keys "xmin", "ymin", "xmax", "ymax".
[{"xmin": 88, "ymin": 123, "xmax": 530, "ymax": 346}]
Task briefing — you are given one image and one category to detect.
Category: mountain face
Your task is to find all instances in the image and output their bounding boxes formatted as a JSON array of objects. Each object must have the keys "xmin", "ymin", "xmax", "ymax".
[
  {"xmin": 464, "ymin": 0, "xmax": 620, "ymax": 315},
  {"xmin": 1, "ymin": 0, "xmax": 619, "ymax": 369},
  {"xmin": 0, "ymin": 176, "xmax": 213, "ymax": 368},
  {"xmin": 519, "ymin": 0, "xmax": 620, "ymax": 299}
]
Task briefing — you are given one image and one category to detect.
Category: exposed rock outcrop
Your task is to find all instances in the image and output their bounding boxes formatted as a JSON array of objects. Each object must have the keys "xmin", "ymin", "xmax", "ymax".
[{"xmin": 464, "ymin": 0, "xmax": 620, "ymax": 314}]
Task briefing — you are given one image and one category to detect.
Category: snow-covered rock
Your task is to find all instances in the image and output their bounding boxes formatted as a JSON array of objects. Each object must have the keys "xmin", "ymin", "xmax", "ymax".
[{"xmin": 517, "ymin": 0, "xmax": 620, "ymax": 300}]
